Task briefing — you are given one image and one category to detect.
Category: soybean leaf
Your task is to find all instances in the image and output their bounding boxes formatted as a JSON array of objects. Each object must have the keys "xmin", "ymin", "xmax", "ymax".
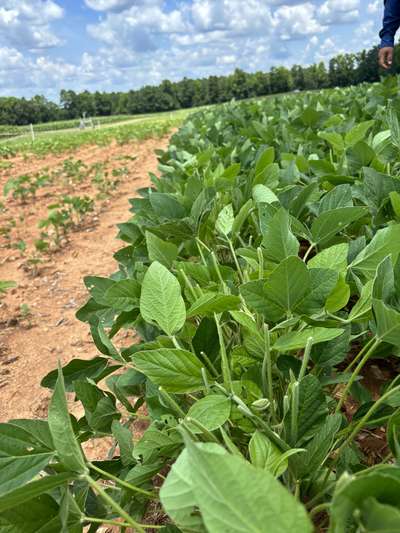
[
  {"xmin": 296, "ymin": 268, "xmax": 338, "ymax": 315},
  {"xmin": 253, "ymin": 184, "xmax": 279, "ymax": 204},
  {"xmin": 262, "ymin": 208, "xmax": 299, "ymax": 263},
  {"xmin": 41, "ymin": 357, "xmax": 116, "ymax": 392},
  {"xmin": 111, "ymin": 420, "xmax": 134, "ymax": 467},
  {"xmin": 273, "ymin": 327, "xmax": 343, "ymax": 352},
  {"xmin": 0, "ymin": 473, "xmax": 74, "ymax": 513},
  {"xmin": 295, "ymin": 374, "xmax": 328, "ymax": 444},
  {"xmin": 103, "ymin": 279, "xmax": 141, "ymax": 312},
  {"xmin": 187, "ymin": 293, "xmax": 241, "ymax": 318},
  {"xmin": 140, "ymin": 261, "xmax": 186, "ymax": 336},
  {"xmin": 293, "ymin": 414, "xmax": 342, "ymax": 479},
  {"xmin": 133, "ymin": 348, "xmax": 206, "ymax": 393},
  {"xmin": 350, "ymin": 225, "xmax": 400, "ymax": 279},
  {"xmin": 185, "ymin": 395, "xmax": 231, "ymax": 433},
  {"xmin": 318, "ymin": 184, "xmax": 353, "ymax": 213},
  {"xmin": 308, "ymin": 243, "xmax": 348, "ymax": 273},
  {"xmin": 264, "ymin": 256, "xmax": 310, "ymax": 314},
  {"xmin": 345, "ymin": 120, "xmax": 374, "ymax": 147},
  {"xmin": 249, "ymin": 431, "xmax": 288, "ymax": 477},
  {"xmin": 311, "ymin": 207, "xmax": 367, "ymax": 244},
  {"xmin": 185, "ymin": 440, "xmax": 313, "ymax": 533},
  {"xmin": 146, "ymin": 231, "xmax": 178, "ymax": 268},
  {"xmin": 325, "ymin": 274, "xmax": 350, "ymax": 313},
  {"xmin": 48, "ymin": 365, "xmax": 87, "ymax": 474},
  {"xmin": 216, "ymin": 204, "xmax": 234, "ymax": 237},
  {"xmin": 330, "ymin": 471, "xmax": 400, "ymax": 533},
  {"xmin": 160, "ymin": 448, "xmax": 206, "ymax": 533},
  {"xmin": 373, "ymin": 299, "xmax": 400, "ymax": 347}
]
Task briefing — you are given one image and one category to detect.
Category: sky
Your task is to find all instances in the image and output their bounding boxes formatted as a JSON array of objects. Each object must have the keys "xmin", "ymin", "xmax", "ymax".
[{"xmin": 0, "ymin": 0, "xmax": 386, "ymax": 101}]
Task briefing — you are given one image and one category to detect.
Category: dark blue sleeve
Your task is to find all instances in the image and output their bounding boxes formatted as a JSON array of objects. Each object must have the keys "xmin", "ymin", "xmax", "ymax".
[{"xmin": 380, "ymin": 0, "xmax": 400, "ymax": 47}]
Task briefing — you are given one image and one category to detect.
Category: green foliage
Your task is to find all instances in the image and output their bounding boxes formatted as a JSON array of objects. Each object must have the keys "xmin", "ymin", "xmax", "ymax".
[{"xmin": 7, "ymin": 78, "xmax": 400, "ymax": 531}]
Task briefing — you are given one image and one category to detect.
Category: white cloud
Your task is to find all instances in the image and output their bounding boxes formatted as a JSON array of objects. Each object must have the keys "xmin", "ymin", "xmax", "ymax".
[
  {"xmin": 367, "ymin": 1, "xmax": 380, "ymax": 15},
  {"xmin": 273, "ymin": 3, "xmax": 326, "ymax": 40},
  {"xmin": 319, "ymin": 0, "xmax": 360, "ymax": 25},
  {"xmin": 0, "ymin": 0, "xmax": 64, "ymax": 50}
]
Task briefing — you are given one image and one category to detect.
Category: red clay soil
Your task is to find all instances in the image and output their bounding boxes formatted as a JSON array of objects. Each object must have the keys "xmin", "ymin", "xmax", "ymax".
[{"xmin": 0, "ymin": 135, "xmax": 170, "ymax": 423}]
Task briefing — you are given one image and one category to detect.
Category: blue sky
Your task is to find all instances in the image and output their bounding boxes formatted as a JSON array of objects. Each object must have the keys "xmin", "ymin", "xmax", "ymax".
[{"xmin": 0, "ymin": 0, "xmax": 385, "ymax": 100}]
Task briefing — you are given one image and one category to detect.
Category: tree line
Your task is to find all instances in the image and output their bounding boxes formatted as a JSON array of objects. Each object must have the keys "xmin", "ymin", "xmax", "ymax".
[{"xmin": 0, "ymin": 43, "xmax": 394, "ymax": 126}]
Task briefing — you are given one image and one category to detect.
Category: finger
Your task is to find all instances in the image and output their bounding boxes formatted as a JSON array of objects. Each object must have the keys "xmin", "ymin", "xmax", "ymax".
[
  {"xmin": 387, "ymin": 49, "xmax": 394, "ymax": 66},
  {"xmin": 379, "ymin": 51, "xmax": 387, "ymax": 69}
]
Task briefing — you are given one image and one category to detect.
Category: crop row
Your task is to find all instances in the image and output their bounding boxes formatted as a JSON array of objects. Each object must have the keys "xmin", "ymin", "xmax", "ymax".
[{"xmin": 3, "ymin": 78, "xmax": 400, "ymax": 531}]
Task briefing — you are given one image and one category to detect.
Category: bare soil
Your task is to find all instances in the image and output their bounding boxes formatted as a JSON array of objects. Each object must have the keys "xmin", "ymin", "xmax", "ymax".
[{"xmin": 0, "ymin": 135, "xmax": 170, "ymax": 422}]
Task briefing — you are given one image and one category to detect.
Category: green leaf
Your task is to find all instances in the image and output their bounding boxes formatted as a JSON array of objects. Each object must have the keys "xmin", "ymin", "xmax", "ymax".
[
  {"xmin": 326, "ymin": 274, "xmax": 350, "ymax": 313},
  {"xmin": 48, "ymin": 365, "xmax": 87, "ymax": 474},
  {"xmin": 0, "ymin": 473, "xmax": 74, "ymax": 513},
  {"xmin": 111, "ymin": 420, "xmax": 134, "ymax": 466},
  {"xmin": 293, "ymin": 414, "xmax": 341, "ymax": 479},
  {"xmin": 249, "ymin": 431, "xmax": 288, "ymax": 477},
  {"xmin": 262, "ymin": 208, "xmax": 299, "ymax": 263},
  {"xmin": 187, "ymin": 293, "xmax": 241, "ymax": 318},
  {"xmin": 318, "ymin": 131, "xmax": 345, "ymax": 152},
  {"xmin": 232, "ymin": 199, "xmax": 253, "ymax": 238},
  {"xmin": 0, "ymin": 494, "xmax": 61, "ymax": 533},
  {"xmin": 296, "ymin": 268, "xmax": 339, "ymax": 315},
  {"xmin": 146, "ymin": 231, "xmax": 178, "ymax": 269},
  {"xmin": 273, "ymin": 327, "xmax": 343, "ymax": 352},
  {"xmin": 330, "ymin": 471, "xmax": 400, "ymax": 533},
  {"xmin": 350, "ymin": 225, "xmax": 400, "ymax": 279},
  {"xmin": 318, "ymin": 184, "xmax": 353, "ymax": 213},
  {"xmin": 387, "ymin": 104, "xmax": 400, "ymax": 150},
  {"xmin": 255, "ymin": 146, "xmax": 275, "ymax": 176},
  {"xmin": 184, "ymin": 441, "xmax": 313, "ymax": 533},
  {"xmin": 0, "ymin": 280, "xmax": 16, "ymax": 294},
  {"xmin": 41, "ymin": 357, "xmax": 115, "ymax": 392},
  {"xmin": 103, "ymin": 279, "xmax": 141, "ymax": 312},
  {"xmin": 361, "ymin": 498, "xmax": 400, "ymax": 532},
  {"xmin": 348, "ymin": 280, "xmax": 373, "ymax": 322},
  {"xmin": 133, "ymin": 348, "xmax": 206, "ymax": 393},
  {"xmin": 311, "ymin": 207, "xmax": 367, "ymax": 244},
  {"xmin": 140, "ymin": 261, "xmax": 186, "ymax": 336},
  {"xmin": 295, "ymin": 374, "xmax": 328, "ymax": 444},
  {"xmin": 252, "ymin": 184, "xmax": 279, "ymax": 204},
  {"xmin": 216, "ymin": 204, "xmax": 234, "ymax": 237},
  {"xmin": 308, "ymin": 243, "xmax": 348, "ymax": 273},
  {"xmin": 160, "ymin": 448, "xmax": 206, "ymax": 533},
  {"xmin": 373, "ymin": 299, "xmax": 400, "ymax": 347},
  {"xmin": 344, "ymin": 120, "xmax": 374, "ymax": 147},
  {"xmin": 185, "ymin": 395, "xmax": 231, "ymax": 433},
  {"xmin": 264, "ymin": 256, "xmax": 310, "ymax": 314}
]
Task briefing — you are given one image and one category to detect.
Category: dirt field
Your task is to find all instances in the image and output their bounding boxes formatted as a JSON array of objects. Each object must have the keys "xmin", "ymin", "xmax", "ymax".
[{"xmin": 0, "ymin": 135, "xmax": 170, "ymax": 422}]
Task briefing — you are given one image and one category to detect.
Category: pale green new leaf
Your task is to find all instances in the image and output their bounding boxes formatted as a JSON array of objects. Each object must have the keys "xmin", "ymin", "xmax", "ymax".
[
  {"xmin": 140, "ymin": 261, "xmax": 186, "ymax": 336},
  {"xmin": 344, "ymin": 120, "xmax": 374, "ymax": 147},
  {"xmin": 373, "ymin": 299, "xmax": 400, "ymax": 347},
  {"xmin": 216, "ymin": 204, "xmax": 234, "ymax": 236},
  {"xmin": 252, "ymin": 184, "xmax": 279, "ymax": 204},
  {"xmin": 249, "ymin": 431, "xmax": 288, "ymax": 477}
]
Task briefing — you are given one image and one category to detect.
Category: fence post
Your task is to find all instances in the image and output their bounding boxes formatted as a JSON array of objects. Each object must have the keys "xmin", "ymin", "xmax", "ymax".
[{"xmin": 30, "ymin": 124, "xmax": 35, "ymax": 142}]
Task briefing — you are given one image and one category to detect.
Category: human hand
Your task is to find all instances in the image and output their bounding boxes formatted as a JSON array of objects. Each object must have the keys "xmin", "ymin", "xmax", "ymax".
[{"xmin": 379, "ymin": 47, "xmax": 394, "ymax": 69}]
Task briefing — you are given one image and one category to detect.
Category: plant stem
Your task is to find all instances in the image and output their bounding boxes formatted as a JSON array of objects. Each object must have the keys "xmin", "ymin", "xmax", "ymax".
[
  {"xmin": 179, "ymin": 268, "xmax": 197, "ymax": 300},
  {"xmin": 200, "ymin": 350, "xmax": 219, "ymax": 377},
  {"xmin": 158, "ymin": 386, "xmax": 186, "ymax": 418},
  {"xmin": 298, "ymin": 336, "xmax": 313, "ymax": 382},
  {"xmin": 83, "ymin": 516, "xmax": 133, "ymax": 528},
  {"xmin": 309, "ymin": 503, "xmax": 330, "ymax": 519},
  {"xmin": 257, "ymin": 246, "xmax": 264, "ymax": 280},
  {"xmin": 88, "ymin": 462, "xmax": 156, "ymax": 499},
  {"xmin": 337, "ymin": 385, "xmax": 400, "ymax": 455},
  {"xmin": 335, "ymin": 338, "xmax": 380, "ymax": 413},
  {"xmin": 261, "ymin": 324, "xmax": 275, "ymax": 422},
  {"xmin": 215, "ymin": 313, "xmax": 232, "ymax": 391},
  {"xmin": 228, "ymin": 239, "xmax": 244, "ymax": 282},
  {"xmin": 186, "ymin": 416, "xmax": 220, "ymax": 443},
  {"xmin": 85, "ymin": 475, "xmax": 146, "ymax": 532},
  {"xmin": 211, "ymin": 252, "xmax": 228, "ymax": 293},
  {"xmin": 303, "ymin": 243, "xmax": 315, "ymax": 262}
]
